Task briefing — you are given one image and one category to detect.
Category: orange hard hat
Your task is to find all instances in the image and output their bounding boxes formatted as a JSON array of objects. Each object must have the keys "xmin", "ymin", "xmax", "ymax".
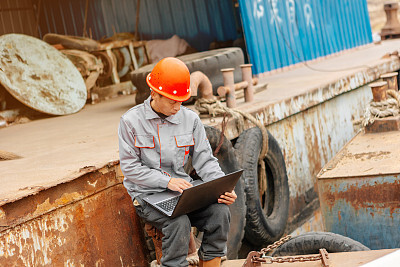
[{"xmin": 146, "ymin": 57, "xmax": 191, "ymax": 102}]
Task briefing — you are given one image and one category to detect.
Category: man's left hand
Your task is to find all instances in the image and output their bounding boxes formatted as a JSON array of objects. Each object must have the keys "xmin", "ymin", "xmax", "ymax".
[{"xmin": 218, "ymin": 190, "xmax": 237, "ymax": 205}]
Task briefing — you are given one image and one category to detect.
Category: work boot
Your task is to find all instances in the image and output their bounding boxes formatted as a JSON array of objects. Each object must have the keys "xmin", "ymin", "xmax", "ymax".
[{"xmin": 199, "ymin": 257, "xmax": 221, "ymax": 267}]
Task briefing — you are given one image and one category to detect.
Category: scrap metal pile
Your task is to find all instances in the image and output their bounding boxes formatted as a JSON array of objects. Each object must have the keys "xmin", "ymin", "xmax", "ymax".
[
  {"xmin": 0, "ymin": 34, "xmax": 88, "ymax": 126},
  {"xmin": 0, "ymin": 32, "xmax": 262, "ymax": 129},
  {"xmin": 0, "ymin": 32, "xmax": 147, "ymax": 127}
]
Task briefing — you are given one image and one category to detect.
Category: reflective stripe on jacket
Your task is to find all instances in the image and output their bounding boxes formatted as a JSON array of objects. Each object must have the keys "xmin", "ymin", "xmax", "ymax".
[{"xmin": 118, "ymin": 96, "xmax": 225, "ymax": 199}]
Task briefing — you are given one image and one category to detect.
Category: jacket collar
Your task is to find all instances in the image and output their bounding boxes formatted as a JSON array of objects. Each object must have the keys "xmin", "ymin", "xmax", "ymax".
[{"xmin": 144, "ymin": 96, "xmax": 181, "ymax": 124}]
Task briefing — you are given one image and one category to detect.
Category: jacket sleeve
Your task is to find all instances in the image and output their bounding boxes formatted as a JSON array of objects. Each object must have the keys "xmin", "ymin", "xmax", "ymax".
[
  {"xmin": 118, "ymin": 117, "xmax": 171, "ymax": 189},
  {"xmin": 191, "ymin": 116, "xmax": 225, "ymax": 182}
]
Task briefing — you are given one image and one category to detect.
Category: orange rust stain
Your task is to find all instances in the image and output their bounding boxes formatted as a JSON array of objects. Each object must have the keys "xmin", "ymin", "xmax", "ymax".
[
  {"xmin": 322, "ymin": 179, "xmax": 400, "ymax": 215},
  {"xmin": 1, "ymin": 169, "xmax": 117, "ymax": 227},
  {"xmin": 338, "ymin": 210, "xmax": 341, "ymax": 222},
  {"xmin": 305, "ymin": 120, "xmax": 322, "ymax": 179}
]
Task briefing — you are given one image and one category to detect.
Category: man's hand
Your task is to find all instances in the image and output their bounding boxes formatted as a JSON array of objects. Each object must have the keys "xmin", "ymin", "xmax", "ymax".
[
  {"xmin": 167, "ymin": 178, "xmax": 193, "ymax": 193},
  {"xmin": 218, "ymin": 190, "xmax": 237, "ymax": 205}
]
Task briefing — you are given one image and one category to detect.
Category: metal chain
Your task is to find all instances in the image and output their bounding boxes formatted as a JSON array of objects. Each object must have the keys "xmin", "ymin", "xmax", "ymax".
[
  {"xmin": 260, "ymin": 235, "xmax": 292, "ymax": 254},
  {"xmin": 254, "ymin": 254, "xmax": 324, "ymax": 264},
  {"xmin": 247, "ymin": 235, "xmax": 330, "ymax": 266}
]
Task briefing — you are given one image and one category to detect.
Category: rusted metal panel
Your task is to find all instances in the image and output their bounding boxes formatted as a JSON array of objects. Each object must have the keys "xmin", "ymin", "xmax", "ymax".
[
  {"xmin": 0, "ymin": 164, "xmax": 121, "ymax": 230},
  {"xmin": 0, "ymin": 166, "xmax": 148, "ymax": 266},
  {"xmin": 318, "ymin": 175, "xmax": 400, "ymax": 249},
  {"xmin": 265, "ymin": 85, "xmax": 372, "ymax": 224},
  {"xmin": 0, "ymin": 34, "xmax": 86, "ymax": 115},
  {"xmin": 318, "ymin": 131, "xmax": 400, "ymax": 249}
]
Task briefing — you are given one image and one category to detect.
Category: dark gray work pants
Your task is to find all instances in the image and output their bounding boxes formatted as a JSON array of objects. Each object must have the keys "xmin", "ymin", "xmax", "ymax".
[{"xmin": 134, "ymin": 195, "xmax": 231, "ymax": 267}]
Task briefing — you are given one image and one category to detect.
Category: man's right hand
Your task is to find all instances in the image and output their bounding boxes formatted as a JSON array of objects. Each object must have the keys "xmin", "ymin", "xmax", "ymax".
[{"xmin": 167, "ymin": 178, "xmax": 192, "ymax": 193}]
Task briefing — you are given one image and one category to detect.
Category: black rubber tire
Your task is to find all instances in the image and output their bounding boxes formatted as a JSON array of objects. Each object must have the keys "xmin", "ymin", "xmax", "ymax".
[
  {"xmin": 129, "ymin": 48, "xmax": 244, "ymax": 104},
  {"xmin": 203, "ymin": 125, "xmax": 246, "ymax": 259},
  {"xmin": 272, "ymin": 232, "xmax": 370, "ymax": 256},
  {"xmin": 43, "ymin": 33, "xmax": 99, "ymax": 52},
  {"xmin": 234, "ymin": 127, "xmax": 289, "ymax": 246}
]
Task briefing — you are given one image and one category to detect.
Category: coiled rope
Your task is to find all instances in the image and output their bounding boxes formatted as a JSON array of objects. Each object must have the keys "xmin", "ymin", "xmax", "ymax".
[
  {"xmin": 195, "ymin": 98, "xmax": 269, "ymax": 195},
  {"xmin": 363, "ymin": 89, "xmax": 400, "ymax": 126}
]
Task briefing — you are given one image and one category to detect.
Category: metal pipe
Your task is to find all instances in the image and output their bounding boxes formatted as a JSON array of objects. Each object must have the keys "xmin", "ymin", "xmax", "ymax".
[
  {"xmin": 241, "ymin": 64, "xmax": 254, "ymax": 102},
  {"xmin": 217, "ymin": 81, "xmax": 247, "ymax": 97},
  {"xmin": 370, "ymin": 81, "xmax": 388, "ymax": 102},
  {"xmin": 221, "ymin": 68, "xmax": 236, "ymax": 108},
  {"xmin": 381, "ymin": 72, "xmax": 398, "ymax": 91},
  {"xmin": 217, "ymin": 78, "xmax": 259, "ymax": 97},
  {"xmin": 189, "ymin": 71, "xmax": 213, "ymax": 99}
]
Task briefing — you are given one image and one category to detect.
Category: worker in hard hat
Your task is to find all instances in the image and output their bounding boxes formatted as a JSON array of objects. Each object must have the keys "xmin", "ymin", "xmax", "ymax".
[{"xmin": 118, "ymin": 57, "xmax": 237, "ymax": 267}]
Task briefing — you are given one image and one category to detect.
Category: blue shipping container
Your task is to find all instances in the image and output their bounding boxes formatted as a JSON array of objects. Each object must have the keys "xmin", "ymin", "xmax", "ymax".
[{"xmin": 238, "ymin": 0, "xmax": 373, "ymax": 74}]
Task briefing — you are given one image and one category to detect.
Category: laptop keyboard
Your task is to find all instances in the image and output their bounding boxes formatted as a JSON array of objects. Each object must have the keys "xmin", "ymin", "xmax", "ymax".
[{"xmin": 156, "ymin": 197, "xmax": 179, "ymax": 212}]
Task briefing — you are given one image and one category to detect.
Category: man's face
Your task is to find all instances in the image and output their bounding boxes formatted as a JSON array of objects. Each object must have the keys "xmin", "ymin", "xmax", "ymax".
[{"xmin": 151, "ymin": 91, "xmax": 182, "ymax": 117}]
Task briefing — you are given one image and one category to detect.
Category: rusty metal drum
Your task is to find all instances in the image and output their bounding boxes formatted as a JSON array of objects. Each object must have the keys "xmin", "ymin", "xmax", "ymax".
[
  {"xmin": 317, "ymin": 131, "xmax": 400, "ymax": 249},
  {"xmin": 0, "ymin": 34, "xmax": 86, "ymax": 115}
]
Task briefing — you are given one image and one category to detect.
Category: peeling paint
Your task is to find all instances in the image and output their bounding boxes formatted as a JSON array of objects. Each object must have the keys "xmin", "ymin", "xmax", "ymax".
[
  {"xmin": 319, "ymin": 175, "xmax": 400, "ymax": 249},
  {"xmin": 0, "ymin": 212, "xmax": 71, "ymax": 265},
  {"xmin": 0, "ymin": 182, "xmax": 148, "ymax": 266},
  {"xmin": 267, "ymin": 85, "xmax": 372, "ymax": 200},
  {"xmin": 95, "ymin": 259, "xmax": 105, "ymax": 266},
  {"xmin": 318, "ymin": 130, "xmax": 400, "ymax": 250},
  {"xmin": 32, "ymin": 191, "xmax": 82, "ymax": 217},
  {"xmin": 87, "ymin": 180, "xmax": 98, "ymax": 187}
]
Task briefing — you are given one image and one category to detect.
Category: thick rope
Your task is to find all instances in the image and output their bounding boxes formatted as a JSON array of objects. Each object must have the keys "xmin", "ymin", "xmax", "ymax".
[
  {"xmin": 214, "ymin": 113, "xmax": 229, "ymax": 156},
  {"xmin": 195, "ymin": 98, "xmax": 269, "ymax": 195},
  {"xmin": 363, "ymin": 89, "xmax": 400, "ymax": 126}
]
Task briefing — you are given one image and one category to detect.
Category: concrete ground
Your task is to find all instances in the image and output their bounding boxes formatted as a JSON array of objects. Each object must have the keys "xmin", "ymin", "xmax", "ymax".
[{"xmin": 1, "ymin": 39, "xmax": 400, "ymax": 206}]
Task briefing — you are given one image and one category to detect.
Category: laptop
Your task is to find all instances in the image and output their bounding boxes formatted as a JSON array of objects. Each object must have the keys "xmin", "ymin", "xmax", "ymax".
[{"xmin": 142, "ymin": 169, "xmax": 243, "ymax": 218}]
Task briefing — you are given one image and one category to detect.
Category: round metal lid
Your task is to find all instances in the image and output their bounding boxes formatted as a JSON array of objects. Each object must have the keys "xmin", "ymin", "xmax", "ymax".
[{"xmin": 0, "ymin": 34, "xmax": 87, "ymax": 115}]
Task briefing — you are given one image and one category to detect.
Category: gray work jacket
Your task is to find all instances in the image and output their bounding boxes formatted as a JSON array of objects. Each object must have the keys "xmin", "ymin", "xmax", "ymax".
[{"xmin": 118, "ymin": 96, "xmax": 225, "ymax": 199}]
